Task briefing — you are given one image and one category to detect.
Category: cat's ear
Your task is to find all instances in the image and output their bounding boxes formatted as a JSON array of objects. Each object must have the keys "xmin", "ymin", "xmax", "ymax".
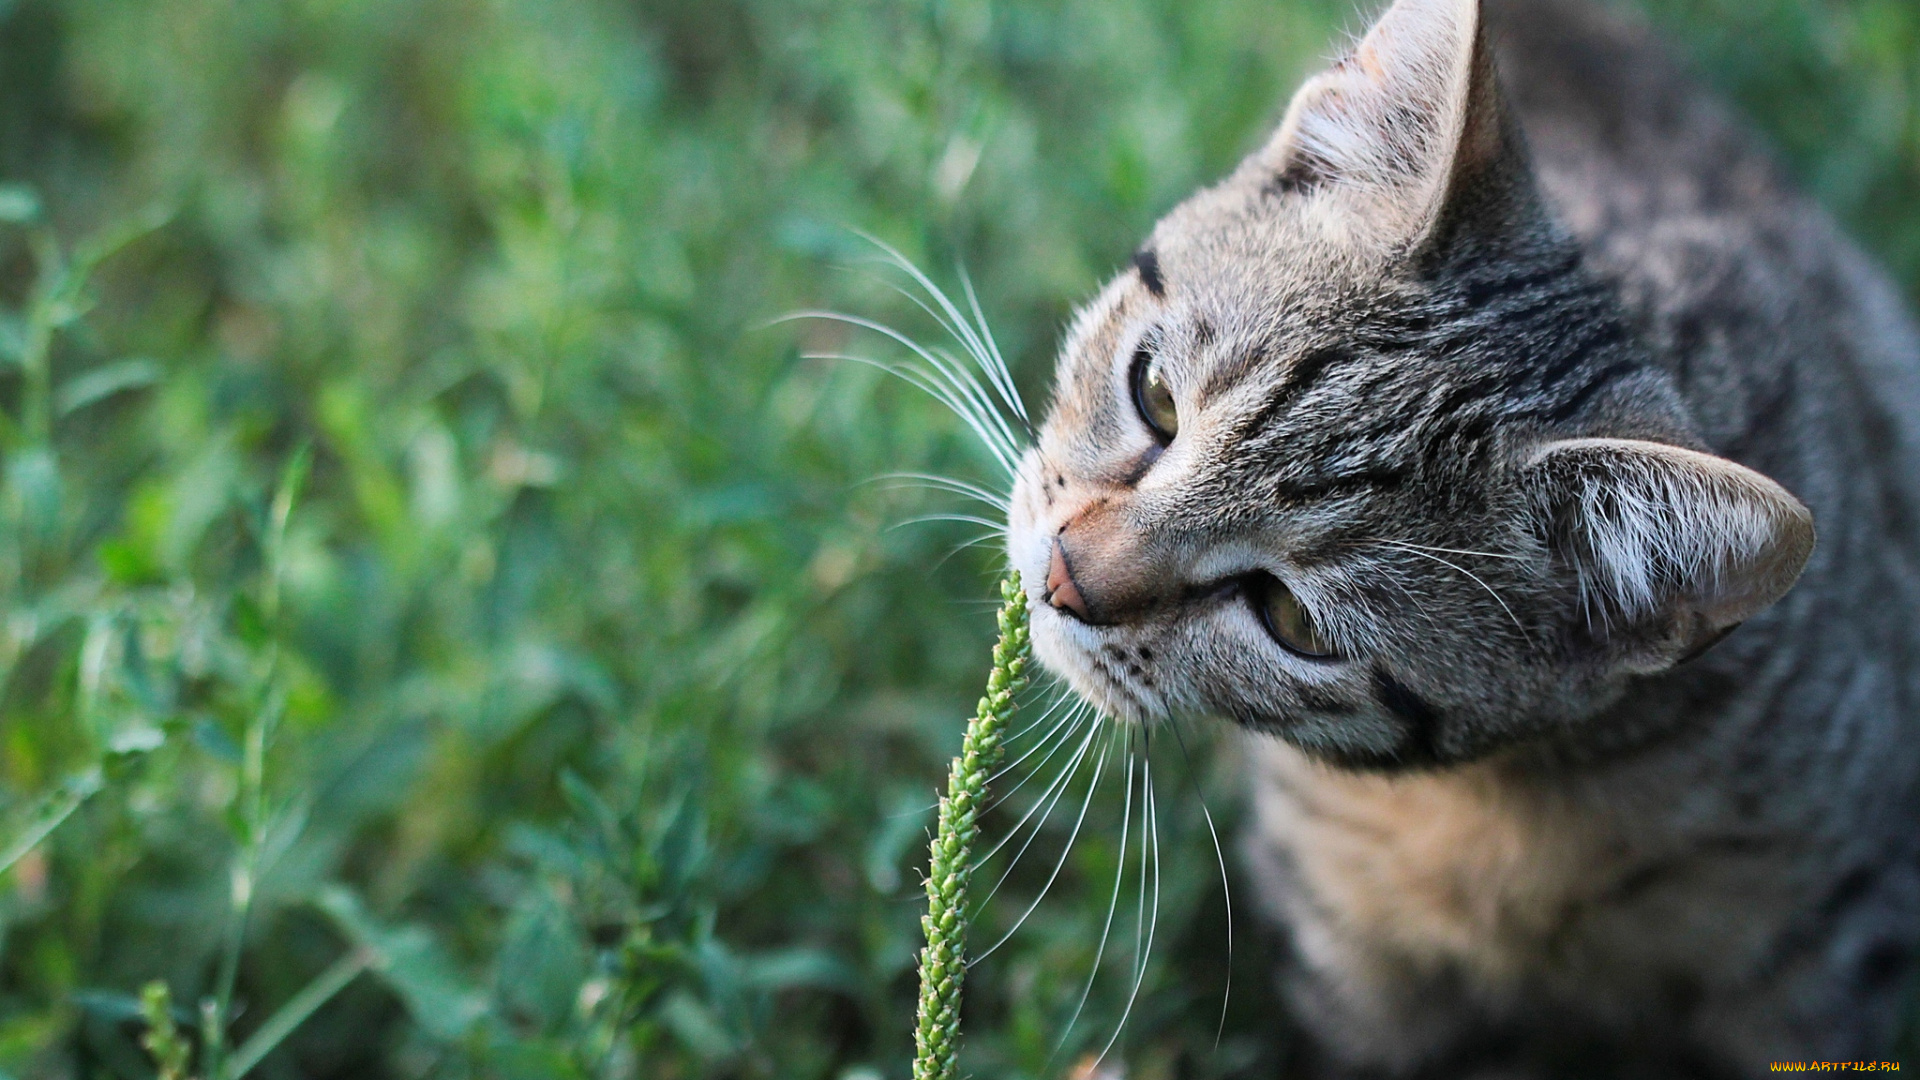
[
  {"xmin": 1525, "ymin": 438, "xmax": 1815, "ymax": 673},
  {"xmin": 1257, "ymin": 0, "xmax": 1523, "ymax": 247}
]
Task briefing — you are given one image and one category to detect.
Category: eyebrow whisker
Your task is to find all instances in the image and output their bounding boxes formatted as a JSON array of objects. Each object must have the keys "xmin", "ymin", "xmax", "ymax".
[{"xmin": 1369, "ymin": 538, "xmax": 1531, "ymax": 641}]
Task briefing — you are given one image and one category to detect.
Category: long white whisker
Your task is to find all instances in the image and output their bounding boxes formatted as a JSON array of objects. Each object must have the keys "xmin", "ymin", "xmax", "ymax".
[
  {"xmin": 990, "ymin": 697, "xmax": 1084, "ymax": 787},
  {"xmin": 930, "ymin": 531, "xmax": 1008, "ymax": 574},
  {"xmin": 1095, "ymin": 747, "xmax": 1159, "ymax": 1070},
  {"xmin": 801, "ymin": 347, "xmax": 1019, "ymax": 474},
  {"xmin": 877, "ymin": 472, "xmax": 1011, "ymax": 513},
  {"xmin": 957, "ymin": 264, "xmax": 1031, "ymax": 429},
  {"xmin": 853, "ymin": 234, "xmax": 996, "ymax": 369},
  {"xmin": 921, "ymin": 342, "xmax": 1025, "ymax": 464},
  {"xmin": 789, "ymin": 310, "xmax": 1023, "ymax": 464},
  {"xmin": 1003, "ymin": 686, "xmax": 1078, "ymax": 749},
  {"xmin": 875, "ymin": 276, "xmax": 980, "ymax": 369},
  {"xmin": 891, "ymin": 513, "xmax": 1007, "ymax": 531},
  {"xmin": 1375, "ymin": 538, "xmax": 1524, "ymax": 561},
  {"xmin": 800, "ymin": 347, "xmax": 1021, "ymax": 476},
  {"xmin": 1131, "ymin": 741, "xmax": 1148, "ymax": 985},
  {"xmin": 1171, "ymin": 719, "xmax": 1232, "ymax": 1049},
  {"xmin": 871, "ymin": 275, "xmax": 1025, "ymax": 447},
  {"xmin": 853, "ymin": 231, "xmax": 1028, "ymax": 431},
  {"xmin": 1372, "ymin": 538, "xmax": 1529, "ymax": 639},
  {"xmin": 1056, "ymin": 726, "xmax": 1132, "ymax": 1058},
  {"xmin": 970, "ymin": 718, "xmax": 1099, "ymax": 887},
  {"xmin": 807, "ymin": 271, "xmax": 1025, "ymax": 461},
  {"xmin": 799, "ymin": 348, "xmax": 1003, "ymax": 459},
  {"xmin": 980, "ymin": 705, "xmax": 1089, "ymax": 820},
  {"xmin": 973, "ymin": 725, "xmax": 1113, "ymax": 964}
]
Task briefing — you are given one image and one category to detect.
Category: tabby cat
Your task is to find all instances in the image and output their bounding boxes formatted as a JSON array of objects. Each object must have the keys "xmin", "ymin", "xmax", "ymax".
[{"xmin": 1004, "ymin": 0, "xmax": 1920, "ymax": 1074}]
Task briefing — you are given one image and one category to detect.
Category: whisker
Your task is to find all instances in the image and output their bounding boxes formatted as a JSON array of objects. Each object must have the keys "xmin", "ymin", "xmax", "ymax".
[
  {"xmin": 1095, "ymin": 744, "xmax": 1159, "ymax": 1070},
  {"xmin": 799, "ymin": 346, "xmax": 1022, "ymax": 477},
  {"xmin": 980, "ymin": 704, "xmax": 1090, "ymax": 821},
  {"xmin": 929, "ymin": 531, "xmax": 1008, "ymax": 575},
  {"xmin": 920, "ymin": 340, "xmax": 1026, "ymax": 463},
  {"xmin": 798, "ymin": 346, "xmax": 1020, "ymax": 476},
  {"xmin": 890, "ymin": 513, "xmax": 1007, "ymax": 532},
  {"xmin": 1131, "ymin": 735, "xmax": 1147, "ymax": 987},
  {"xmin": 874, "ymin": 276, "xmax": 982, "ymax": 372},
  {"xmin": 868, "ymin": 278, "xmax": 1026, "ymax": 451},
  {"xmin": 851, "ymin": 230, "xmax": 1031, "ymax": 431},
  {"xmin": 1369, "ymin": 538, "xmax": 1530, "ymax": 640},
  {"xmin": 990, "ymin": 696, "xmax": 1084, "ymax": 787},
  {"xmin": 1371, "ymin": 538, "xmax": 1524, "ymax": 561},
  {"xmin": 970, "ymin": 718, "xmax": 1099, "ymax": 892},
  {"xmin": 796, "ymin": 286, "xmax": 1026, "ymax": 466},
  {"xmin": 1055, "ymin": 720, "xmax": 1131, "ymax": 1061},
  {"xmin": 1003, "ymin": 685, "xmax": 1078, "ymax": 749},
  {"xmin": 1171, "ymin": 719, "xmax": 1233, "ymax": 1050},
  {"xmin": 957, "ymin": 264, "xmax": 1033, "ymax": 431},
  {"xmin": 874, "ymin": 471, "xmax": 1011, "ymax": 513},
  {"xmin": 973, "ymin": 724, "xmax": 1113, "ymax": 964}
]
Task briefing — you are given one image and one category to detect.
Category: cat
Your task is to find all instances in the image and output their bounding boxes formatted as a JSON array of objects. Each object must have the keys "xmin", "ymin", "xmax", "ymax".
[{"xmin": 1003, "ymin": 0, "xmax": 1920, "ymax": 1074}]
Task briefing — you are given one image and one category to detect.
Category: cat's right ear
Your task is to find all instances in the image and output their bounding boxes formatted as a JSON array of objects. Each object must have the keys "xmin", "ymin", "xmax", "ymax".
[
  {"xmin": 1255, "ymin": 0, "xmax": 1524, "ymax": 249},
  {"xmin": 1524, "ymin": 438, "xmax": 1815, "ymax": 674}
]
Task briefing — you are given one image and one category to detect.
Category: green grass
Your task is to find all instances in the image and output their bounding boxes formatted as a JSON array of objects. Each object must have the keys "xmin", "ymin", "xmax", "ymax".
[{"xmin": 0, "ymin": 0, "xmax": 1913, "ymax": 1077}]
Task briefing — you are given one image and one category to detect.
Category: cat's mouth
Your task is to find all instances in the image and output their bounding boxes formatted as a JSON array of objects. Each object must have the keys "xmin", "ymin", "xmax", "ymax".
[{"xmin": 1027, "ymin": 602, "xmax": 1162, "ymax": 724}]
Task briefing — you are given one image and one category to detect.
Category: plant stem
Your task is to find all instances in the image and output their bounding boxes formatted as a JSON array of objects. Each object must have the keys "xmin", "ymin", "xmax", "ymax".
[
  {"xmin": 912, "ymin": 572, "xmax": 1030, "ymax": 1080},
  {"xmin": 203, "ymin": 449, "xmax": 308, "ymax": 1080},
  {"xmin": 221, "ymin": 948, "xmax": 372, "ymax": 1079}
]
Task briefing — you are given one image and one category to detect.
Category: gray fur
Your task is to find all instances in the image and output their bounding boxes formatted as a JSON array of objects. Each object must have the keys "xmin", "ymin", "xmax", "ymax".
[{"xmin": 1004, "ymin": 0, "xmax": 1920, "ymax": 1073}]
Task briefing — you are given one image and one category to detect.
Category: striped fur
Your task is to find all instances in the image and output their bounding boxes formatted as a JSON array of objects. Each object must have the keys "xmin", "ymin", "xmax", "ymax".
[{"xmin": 1005, "ymin": 0, "xmax": 1920, "ymax": 1073}]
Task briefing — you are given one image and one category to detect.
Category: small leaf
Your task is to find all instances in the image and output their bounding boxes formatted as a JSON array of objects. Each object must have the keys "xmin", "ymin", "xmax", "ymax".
[
  {"xmin": 0, "ymin": 767, "xmax": 103, "ymax": 876},
  {"xmin": 0, "ymin": 314, "xmax": 25, "ymax": 364},
  {"xmin": 193, "ymin": 716, "xmax": 244, "ymax": 764},
  {"xmin": 495, "ymin": 890, "xmax": 589, "ymax": 1033},
  {"xmin": 0, "ymin": 184, "xmax": 41, "ymax": 224},
  {"xmin": 740, "ymin": 947, "xmax": 858, "ymax": 994},
  {"xmin": 220, "ymin": 949, "xmax": 371, "ymax": 1079},
  {"xmin": 54, "ymin": 358, "xmax": 161, "ymax": 417},
  {"xmin": 658, "ymin": 990, "xmax": 737, "ymax": 1061},
  {"xmin": 316, "ymin": 885, "xmax": 487, "ymax": 1041},
  {"xmin": 70, "ymin": 989, "xmax": 146, "ymax": 1024},
  {"xmin": 106, "ymin": 724, "xmax": 165, "ymax": 755},
  {"xmin": 6, "ymin": 448, "xmax": 62, "ymax": 535}
]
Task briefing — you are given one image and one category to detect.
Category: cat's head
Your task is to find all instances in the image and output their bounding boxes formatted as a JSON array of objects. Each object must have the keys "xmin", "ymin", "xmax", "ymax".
[{"xmin": 1006, "ymin": 0, "xmax": 1814, "ymax": 768}]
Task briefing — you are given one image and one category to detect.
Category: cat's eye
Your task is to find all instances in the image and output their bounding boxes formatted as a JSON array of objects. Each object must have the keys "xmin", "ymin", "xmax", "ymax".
[
  {"xmin": 1130, "ymin": 347, "xmax": 1178, "ymax": 443},
  {"xmin": 1253, "ymin": 575, "xmax": 1335, "ymax": 658}
]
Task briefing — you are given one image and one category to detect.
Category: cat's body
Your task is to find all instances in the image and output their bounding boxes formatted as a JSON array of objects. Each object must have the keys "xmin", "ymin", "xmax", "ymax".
[
  {"xmin": 1250, "ymin": 3, "xmax": 1920, "ymax": 1075},
  {"xmin": 1004, "ymin": 0, "xmax": 1920, "ymax": 1074}
]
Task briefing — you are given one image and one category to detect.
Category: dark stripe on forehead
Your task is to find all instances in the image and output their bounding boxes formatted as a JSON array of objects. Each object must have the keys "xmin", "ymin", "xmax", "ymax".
[
  {"xmin": 1132, "ymin": 249, "xmax": 1165, "ymax": 298},
  {"xmin": 1458, "ymin": 249, "xmax": 1583, "ymax": 307},
  {"xmin": 1535, "ymin": 319, "xmax": 1630, "ymax": 389},
  {"xmin": 1227, "ymin": 347, "xmax": 1349, "ymax": 439},
  {"xmin": 1270, "ymin": 467, "xmax": 1407, "ymax": 503},
  {"xmin": 1540, "ymin": 360, "xmax": 1643, "ymax": 423}
]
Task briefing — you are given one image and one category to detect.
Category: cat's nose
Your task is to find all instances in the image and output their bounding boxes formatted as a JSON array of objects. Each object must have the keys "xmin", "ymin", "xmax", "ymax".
[{"xmin": 1044, "ymin": 538, "xmax": 1090, "ymax": 621}]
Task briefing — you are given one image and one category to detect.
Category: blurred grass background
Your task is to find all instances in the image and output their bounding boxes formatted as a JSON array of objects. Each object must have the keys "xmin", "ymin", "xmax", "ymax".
[{"xmin": 0, "ymin": 0, "xmax": 1912, "ymax": 1077}]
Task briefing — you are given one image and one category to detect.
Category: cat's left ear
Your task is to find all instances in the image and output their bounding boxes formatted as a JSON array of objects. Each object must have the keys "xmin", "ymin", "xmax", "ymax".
[
  {"xmin": 1256, "ymin": 0, "xmax": 1527, "ymax": 249},
  {"xmin": 1525, "ymin": 438, "xmax": 1816, "ymax": 674}
]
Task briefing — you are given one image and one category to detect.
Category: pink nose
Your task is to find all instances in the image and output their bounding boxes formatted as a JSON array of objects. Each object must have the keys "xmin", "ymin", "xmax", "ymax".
[{"xmin": 1045, "ymin": 538, "xmax": 1089, "ymax": 620}]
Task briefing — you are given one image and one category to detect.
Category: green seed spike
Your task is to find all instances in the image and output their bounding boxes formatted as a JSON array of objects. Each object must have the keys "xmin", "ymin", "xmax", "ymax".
[{"xmin": 912, "ymin": 573, "xmax": 1031, "ymax": 1080}]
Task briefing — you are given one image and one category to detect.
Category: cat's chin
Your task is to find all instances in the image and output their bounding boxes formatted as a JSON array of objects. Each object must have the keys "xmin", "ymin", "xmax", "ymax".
[{"xmin": 1027, "ymin": 605, "xmax": 1157, "ymax": 725}]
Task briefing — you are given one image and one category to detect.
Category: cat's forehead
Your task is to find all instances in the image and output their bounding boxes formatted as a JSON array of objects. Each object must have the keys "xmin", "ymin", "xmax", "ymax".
[
  {"xmin": 1055, "ymin": 184, "xmax": 1398, "ymax": 403},
  {"xmin": 1148, "ymin": 181, "xmax": 1396, "ymax": 320}
]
